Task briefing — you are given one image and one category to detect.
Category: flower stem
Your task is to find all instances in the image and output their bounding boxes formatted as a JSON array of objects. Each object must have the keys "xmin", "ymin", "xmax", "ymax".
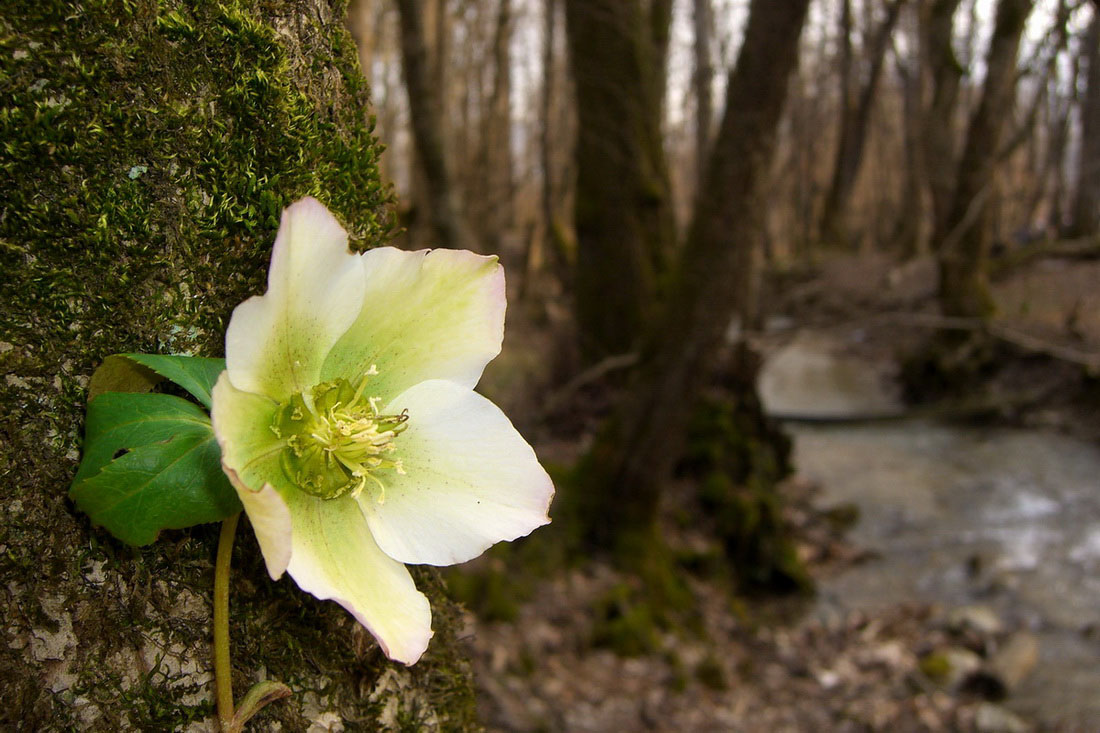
[{"xmin": 214, "ymin": 512, "xmax": 241, "ymax": 731}]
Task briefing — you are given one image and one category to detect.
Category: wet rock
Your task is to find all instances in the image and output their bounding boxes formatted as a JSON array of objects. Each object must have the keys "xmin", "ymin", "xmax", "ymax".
[
  {"xmin": 758, "ymin": 332, "xmax": 903, "ymax": 419},
  {"xmin": 974, "ymin": 702, "xmax": 1030, "ymax": 733},
  {"xmin": 964, "ymin": 632, "xmax": 1040, "ymax": 700},
  {"xmin": 946, "ymin": 605, "xmax": 1004, "ymax": 637}
]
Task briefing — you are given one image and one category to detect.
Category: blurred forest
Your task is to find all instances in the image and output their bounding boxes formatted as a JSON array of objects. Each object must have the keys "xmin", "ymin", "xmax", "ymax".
[{"xmin": 348, "ymin": 0, "xmax": 1100, "ymax": 730}]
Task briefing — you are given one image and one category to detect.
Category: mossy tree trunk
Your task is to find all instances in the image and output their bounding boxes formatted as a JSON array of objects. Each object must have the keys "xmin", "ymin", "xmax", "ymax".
[
  {"xmin": 0, "ymin": 2, "xmax": 477, "ymax": 730},
  {"xmin": 577, "ymin": 0, "xmax": 811, "ymax": 559},
  {"xmin": 933, "ymin": 0, "xmax": 1031, "ymax": 320},
  {"xmin": 564, "ymin": 0, "xmax": 676, "ymax": 362}
]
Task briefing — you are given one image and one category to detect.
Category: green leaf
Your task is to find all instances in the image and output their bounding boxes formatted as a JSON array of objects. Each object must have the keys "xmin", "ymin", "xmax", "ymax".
[
  {"xmin": 87, "ymin": 354, "xmax": 162, "ymax": 400},
  {"xmin": 120, "ymin": 353, "xmax": 226, "ymax": 409},
  {"xmin": 88, "ymin": 353, "xmax": 226, "ymax": 408},
  {"xmin": 73, "ymin": 393, "xmax": 210, "ymax": 484},
  {"xmin": 70, "ymin": 392, "xmax": 242, "ymax": 545}
]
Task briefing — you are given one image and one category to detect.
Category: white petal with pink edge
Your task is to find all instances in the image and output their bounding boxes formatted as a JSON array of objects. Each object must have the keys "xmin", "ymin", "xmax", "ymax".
[
  {"xmin": 226, "ymin": 197, "xmax": 366, "ymax": 401},
  {"xmin": 357, "ymin": 379, "xmax": 554, "ymax": 567},
  {"xmin": 320, "ymin": 248, "xmax": 505, "ymax": 401}
]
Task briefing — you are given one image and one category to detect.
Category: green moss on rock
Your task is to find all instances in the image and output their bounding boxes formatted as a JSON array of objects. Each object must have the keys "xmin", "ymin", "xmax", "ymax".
[{"xmin": 0, "ymin": 1, "xmax": 477, "ymax": 730}]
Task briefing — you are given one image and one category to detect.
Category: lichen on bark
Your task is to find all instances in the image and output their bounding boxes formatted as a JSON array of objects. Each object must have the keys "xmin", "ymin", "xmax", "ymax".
[{"xmin": 0, "ymin": 1, "xmax": 478, "ymax": 730}]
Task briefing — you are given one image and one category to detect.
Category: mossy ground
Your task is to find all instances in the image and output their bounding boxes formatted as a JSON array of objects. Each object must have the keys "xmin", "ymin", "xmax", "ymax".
[{"xmin": 0, "ymin": 1, "xmax": 477, "ymax": 729}]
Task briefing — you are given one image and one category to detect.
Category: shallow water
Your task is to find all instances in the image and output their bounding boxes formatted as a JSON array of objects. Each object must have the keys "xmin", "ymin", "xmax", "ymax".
[
  {"xmin": 757, "ymin": 330, "xmax": 1100, "ymax": 726},
  {"xmin": 791, "ymin": 421, "xmax": 1100, "ymax": 727}
]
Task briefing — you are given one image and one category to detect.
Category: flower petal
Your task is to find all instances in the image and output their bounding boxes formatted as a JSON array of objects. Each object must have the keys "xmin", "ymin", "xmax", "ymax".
[
  {"xmin": 358, "ymin": 379, "xmax": 553, "ymax": 567},
  {"xmin": 210, "ymin": 372, "xmax": 284, "ymax": 488},
  {"xmin": 284, "ymin": 491, "xmax": 433, "ymax": 665},
  {"xmin": 226, "ymin": 197, "xmax": 366, "ymax": 401},
  {"xmin": 211, "ymin": 372, "xmax": 292, "ymax": 577},
  {"xmin": 224, "ymin": 469, "xmax": 292, "ymax": 579},
  {"xmin": 320, "ymin": 248, "xmax": 505, "ymax": 400}
]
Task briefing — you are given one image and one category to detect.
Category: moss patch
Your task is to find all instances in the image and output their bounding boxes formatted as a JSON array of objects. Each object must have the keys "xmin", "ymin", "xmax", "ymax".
[
  {"xmin": 0, "ymin": 1, "xmax": 476, "ymax": 729},
  {"xmin": 679, "ymin": 396, "xmax": 812, "ymax": 595}
]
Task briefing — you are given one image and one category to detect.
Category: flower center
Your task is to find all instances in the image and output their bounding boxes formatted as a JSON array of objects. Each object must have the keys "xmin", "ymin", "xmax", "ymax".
[{"xmin": 272, "ymin": 367, "xmax": 407, "ymax": 500}]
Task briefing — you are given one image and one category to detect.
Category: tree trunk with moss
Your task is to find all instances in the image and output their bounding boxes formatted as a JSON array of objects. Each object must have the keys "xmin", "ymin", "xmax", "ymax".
[
  {"xmin": 0, "ymin": 2, "xmax": 477, "ymax": 730},
  {"xmin": 933, "ymin": 0, "xmax": 1031, "ymax": 319},
  {"xmin": 564, "ymin": 0, "xmax": 676, "ymax": 362},
  {"xmin": 578, "ymin": 0, "xmax": 810, "ymax": 560}
]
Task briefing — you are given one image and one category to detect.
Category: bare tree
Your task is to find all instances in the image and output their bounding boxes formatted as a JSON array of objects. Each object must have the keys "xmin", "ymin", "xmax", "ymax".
[
  {"xmin": 893, "ymin": 2, "xmax": 931, "ymax": 256},
  {"xmin": 579, "ymin": 0, "xmax": 812, "ymax": 553},
  {"xmin": 475, "ymin": 0, "xmax": 515, "ymax": 252},
  {"xmin": 395, "ymin": 0, "xmax": 478, "ymax": 252},
  {"xmin": 818, "ymin": 0, "xmax": 907, "ymax": 248},
  {"xmin": 1069, "ymin": 2, "xmax": 1100, "ymax": 236},
  {"xmin": 922, "ymin": 0, "xmax": 965, "ymax": 234},
  {"xmin": 693, "ymin": 0, "xmax": 716, "ymax": 183},
  {"xmin": 935, "ymin": 0, "xmax": 1033, "ymax": 318}
]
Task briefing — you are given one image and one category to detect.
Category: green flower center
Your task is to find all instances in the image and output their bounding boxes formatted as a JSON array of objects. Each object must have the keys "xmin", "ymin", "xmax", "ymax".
[{"xmin": 272, "ymin": 367, "xmax": 407, "ymax": 500}]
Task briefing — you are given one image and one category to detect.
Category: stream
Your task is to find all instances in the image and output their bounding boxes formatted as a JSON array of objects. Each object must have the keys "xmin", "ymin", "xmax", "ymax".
[{"xmin": 760, "ymin": 332, "xmax": 1100, "ymax": 727}]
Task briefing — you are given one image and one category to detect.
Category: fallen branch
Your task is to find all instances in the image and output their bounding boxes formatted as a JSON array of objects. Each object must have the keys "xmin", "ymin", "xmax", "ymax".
[
  {"xmin": 877, "ymin": 312, "xmax": 1100, "ymax": 372},
  {"xmin": 992, "ymin": 236, "xmax": 1100, "ymax": 276}
]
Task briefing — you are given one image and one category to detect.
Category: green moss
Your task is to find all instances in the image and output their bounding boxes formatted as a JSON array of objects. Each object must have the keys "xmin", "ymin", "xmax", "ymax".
[
  {"xmin": 0, "ymin": 1, "xmax": 476, "ymax": 730},
  {"xmin": 445, "ymin": 559, "xmax": 524, "ymax": 624},
  {"xmin": 919, "ymin": 651, "xmax": 953, "ymax": 683},
  {"xmin": 681, "ymin": 399, "xmax": 812, "ymax": 595},
  {"xmin": 590, "ymin": 582, "xmax": 661, "ymax": 657},
  {"xmin": 694, "ymin": 653, "xmax": 728, "ymax": 691}
]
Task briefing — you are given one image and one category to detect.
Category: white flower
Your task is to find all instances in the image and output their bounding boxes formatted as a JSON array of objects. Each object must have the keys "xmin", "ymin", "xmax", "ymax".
[{"xmin": 210, "ymin": 198, "xmax": 553, "ymax": 664}]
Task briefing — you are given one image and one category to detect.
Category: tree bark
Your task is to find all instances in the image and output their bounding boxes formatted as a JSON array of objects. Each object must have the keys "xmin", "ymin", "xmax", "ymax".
[
  {"xmin": 395, "ymin": 0, "xmax": 479, "ymax": 252},
  {"xmin": 894, "ymin": 2, "xmax": 931, "ymax": 257},
  {"xmin": 536, "ymin": 0, "xmax": 573, "ymax": 287},
  {"xmin": 580, "ymin": 0, "xmax": 811, "ymax": 551},
  {"xmin": 564, "ymin": 0, "xmax": 676, "ymax": 361},
  {"xmin": 0, "ymin": 2, "xmax": 477, "ymax": 729},
  {"xmin": 1068, "ymin": 6, "xmax": 1100, "ymax": 236},
  {"xmin": 922, "ymin": 0, "xmax": 965, "ymax": 235},
  {"xmin": 478, "ymin": 0, "xmax": 515, "ymax": 253},
  {"xmin": 934, "ymin": 0, "xmax": 1032, "ymax": 319},
  {"xmin": 693, "ymin": 0, "xmax": 715, "ymax": 187}
]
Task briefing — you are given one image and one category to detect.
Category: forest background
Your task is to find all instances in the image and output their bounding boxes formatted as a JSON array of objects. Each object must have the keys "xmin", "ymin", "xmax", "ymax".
[{"xmin": 355, "ymin": 0, "xmax": 1100, "ymax": 729}]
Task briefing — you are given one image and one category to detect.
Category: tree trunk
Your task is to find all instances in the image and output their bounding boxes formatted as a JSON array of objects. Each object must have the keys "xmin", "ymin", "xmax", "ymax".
[
  {"xmin": 0, "ymin": 2, "xmax": 476, "ymax": 729},
  {"xmin": 922, "ymin": 0, "xmax": 965, "ymax": 235},
  {"xmin": 894, "ymin": 3, "xmax": 930, "ymax": 257},
  {"xmin": 395, "ymin": 0, "xmax": 478, "ymax": 252},
  {"xmin": 564, "ymin": 0, "xmax": 676, "ymax": 361},
  {"xmin": 478, "ymin": 0, "xmax": 515, "ymax": 254},
  {"xmin": 1069, "ymin": 6, "xmax": 1100, "ymax": 236},
  {"xmin": 818, "ymin": 0, "xmax": 906, "ymax": 248},
  {"xmin": 934, "ymin": 0, "xmax": 1031, "ymax": 319},
  {"xmin": 580, "ymin": 0, "xmax": 811, "ymax": 552},
  {"xmin": 536, "ymin": 0, "xmax": 573, "ymax": 287},
  {"xmin": 693, "ymin": 0, "xmax": 715, "ymax": 188}
]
